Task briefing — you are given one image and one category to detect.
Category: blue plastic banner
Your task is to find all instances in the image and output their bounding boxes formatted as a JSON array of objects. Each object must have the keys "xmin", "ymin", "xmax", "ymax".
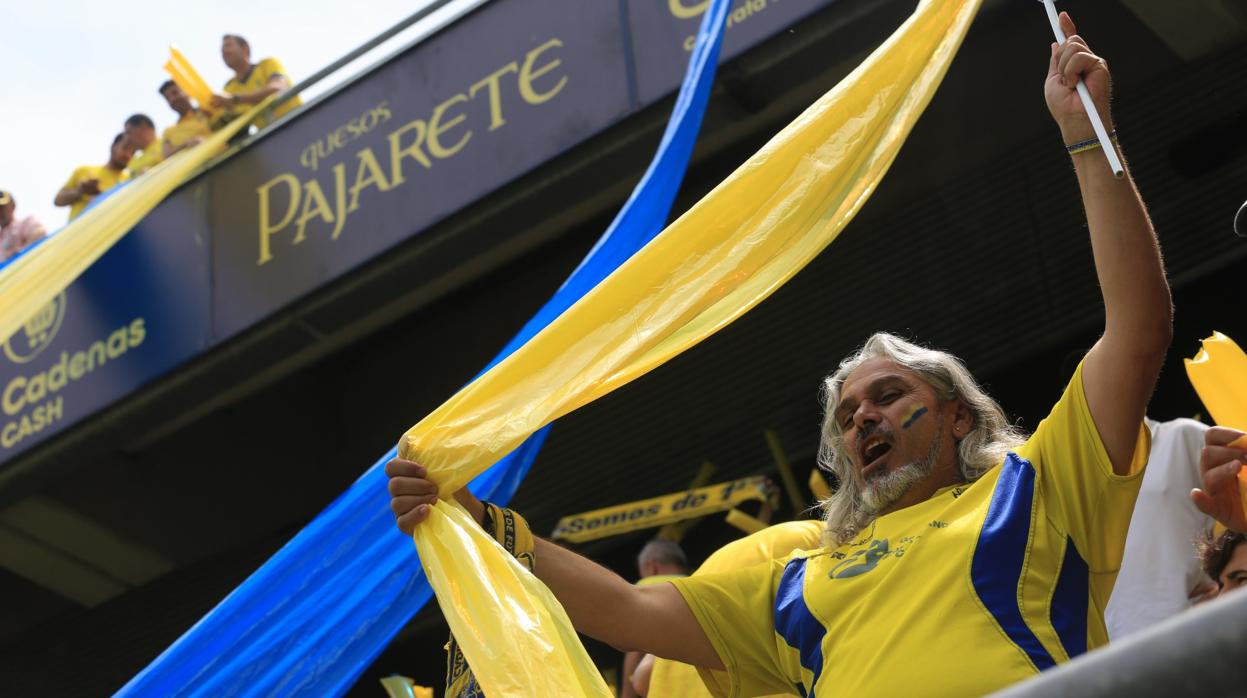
[{"xmin": 118, "ymin": 1, "xmax": 730, "ymax": 695}]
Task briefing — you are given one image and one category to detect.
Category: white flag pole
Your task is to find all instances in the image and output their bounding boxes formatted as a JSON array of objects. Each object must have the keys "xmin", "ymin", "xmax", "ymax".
[{"xmin": 1040, "ymin": 0, "xmax": 1125, "ymax": 178}]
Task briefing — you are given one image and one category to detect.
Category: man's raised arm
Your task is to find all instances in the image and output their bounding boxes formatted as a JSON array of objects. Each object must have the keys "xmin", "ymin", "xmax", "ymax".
[{"xmin": 1047, "ymin": 12, "xmax": 1172, "ymax": 474}]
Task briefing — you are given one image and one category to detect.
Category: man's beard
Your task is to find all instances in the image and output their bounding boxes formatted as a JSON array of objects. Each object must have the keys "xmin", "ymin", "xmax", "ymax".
[{"xmin": 860, "ymin": 427, "xmax": 944, "ymax": 514}]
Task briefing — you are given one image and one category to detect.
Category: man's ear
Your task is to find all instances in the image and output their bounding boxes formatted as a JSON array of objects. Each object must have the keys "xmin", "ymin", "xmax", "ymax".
[{"xmin": 951, "ymin": 400, "xmax": 974, "ymax": 438}]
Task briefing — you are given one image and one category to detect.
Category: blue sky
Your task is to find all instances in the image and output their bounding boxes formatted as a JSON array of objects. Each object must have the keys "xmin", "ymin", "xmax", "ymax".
[{"xmin": 1, "ymin": 0, "xmax": 460, "ymax": 229}]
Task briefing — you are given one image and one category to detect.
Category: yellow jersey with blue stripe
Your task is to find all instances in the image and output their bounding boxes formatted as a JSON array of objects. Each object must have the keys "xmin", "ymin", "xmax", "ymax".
[
  {"xmin": 651, "ymin": 521, "xmax": 824, "ymax": 698},
  {"xmin": 671, "ymin": 361, "xmax": 1148, "ymax": 697}
]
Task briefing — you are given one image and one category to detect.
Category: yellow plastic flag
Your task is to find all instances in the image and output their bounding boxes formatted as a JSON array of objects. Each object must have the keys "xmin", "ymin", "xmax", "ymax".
[
  {"xmin": 165, "ymin": 45, "xmax": 216, "ymax": 107},
  {"xmin": 1186, "ymin": 332, "xmax": 1247, "ymax": 430},
  {"xmin": 0, "ymin": 97, "xmax": 272, "ymax": 347},
  {"xmin": 1185, "ymin": 332, "xmax": 1247, "ymax": 528},
  {"xmin": 400, "ymin": 0, "xmax": 982, "ymax": 695}
]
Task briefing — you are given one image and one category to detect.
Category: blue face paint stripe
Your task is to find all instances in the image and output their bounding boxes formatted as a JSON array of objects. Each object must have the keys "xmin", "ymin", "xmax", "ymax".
[
  {"xmin": 901, "ymin": 405, "xmax": 929, "ymax": 429},
  {"xmin": 774, "ymin": 558, "xmax": 826, "ymax": 698},
  {"xmin": 1050, "ymin": 536, "xmax": 1089, "ymax": 659},
  {"xmin": 970, "ymin": 453, "xmax": 1058, "ymax": 671}
]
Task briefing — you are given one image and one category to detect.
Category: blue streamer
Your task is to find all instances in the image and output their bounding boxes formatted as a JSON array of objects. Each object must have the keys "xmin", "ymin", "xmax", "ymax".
[{"xmin": 120, "ymin": 2, "xmax": 730, "ymax": 695}]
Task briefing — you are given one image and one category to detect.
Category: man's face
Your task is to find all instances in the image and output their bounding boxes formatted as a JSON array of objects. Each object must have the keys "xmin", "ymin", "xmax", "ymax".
[
  {"xmin": 221, "ymin": 37, "xmax": 247, "ymax": 65},
  {"xmin": 111, "ymin": 139, "xmax": 135, "ymax": 168},
  {"xmin": 162, "ymin": 85, "xmax": 192, "ymax": 113},
  {"xmin": 834, "ymin": 358, "xmax": 956, "ymax": 504},
  {"xmin": 1215, "ymin": 541, "xmax": 1247, "ymax": 600},
  {"xmin": 124, "ymin": 123, "xmax": 156, "ymax": 149}
]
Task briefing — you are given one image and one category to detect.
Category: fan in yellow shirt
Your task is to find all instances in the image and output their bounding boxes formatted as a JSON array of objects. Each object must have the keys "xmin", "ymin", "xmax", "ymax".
[
  {"xmin": 211, "ymin": 34, "xmax": 301, "ymax": 130},
  {"xmin": 669, "ymin": 353, "xmax": 1150, "ymax": 696},
  {"xmin": 54, "ymin": 133, "xmax": 133, "ymax": 220},
  {"xmin": 158, "ymin": 81, "xmax": 215, "ymax": 158},
  {"xmin": 123, "ymin": 113, "xmax": 162, "ymax": 176}
]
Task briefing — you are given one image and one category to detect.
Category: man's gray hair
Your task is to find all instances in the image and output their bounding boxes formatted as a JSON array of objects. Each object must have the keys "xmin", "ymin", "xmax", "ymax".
[
  {"xmin": 637, "ymin": 539, "xmax": 689, "ymax": 572},
  {"xmin": 816, "ymin": 333, "xmax": 1026, "ymax": 546}
]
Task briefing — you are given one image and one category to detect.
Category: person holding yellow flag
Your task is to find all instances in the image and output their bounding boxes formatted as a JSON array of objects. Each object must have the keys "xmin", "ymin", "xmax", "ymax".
[
  {"xmin": 211, "ymin": 34, "xmax": 301, "ymax": 130},
  {"xmin": 389, "ymin": 12, "xmax": 1172, "ymax": 696}
]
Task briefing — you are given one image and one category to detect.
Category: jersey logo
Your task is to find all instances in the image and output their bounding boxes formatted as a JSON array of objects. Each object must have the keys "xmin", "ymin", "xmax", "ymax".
[
  {"xmin": 828, "ymin": 533, "xmax": 925, "ymax": 579},
  {"xmin": 829, "ymin": 539, "xmax": 890, "ymax": 578}
]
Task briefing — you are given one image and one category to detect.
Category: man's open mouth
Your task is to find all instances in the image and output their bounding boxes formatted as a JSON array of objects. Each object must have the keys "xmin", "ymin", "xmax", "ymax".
[{"xmin": 860, "ymin": 436, "xmax": 894, "ymax": 477}]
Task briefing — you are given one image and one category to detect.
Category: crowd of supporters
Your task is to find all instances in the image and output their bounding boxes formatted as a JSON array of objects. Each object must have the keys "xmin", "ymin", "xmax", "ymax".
[{"xmin": 0, "ymin": 33, "xmax": 299, "ymax": 264}]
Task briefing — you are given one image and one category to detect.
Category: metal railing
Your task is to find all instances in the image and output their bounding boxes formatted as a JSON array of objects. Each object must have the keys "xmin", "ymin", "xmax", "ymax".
[
  {"xmin": 201, "ymin": 0, "xmax": 491, "ymax": 168},
  {"xmin": 990, "ymin": 589, "xmax": 1247, "ymax": 696},
  {"xmin": 269, "ymin": 0, "xmax": 467, "ymax": 114}
]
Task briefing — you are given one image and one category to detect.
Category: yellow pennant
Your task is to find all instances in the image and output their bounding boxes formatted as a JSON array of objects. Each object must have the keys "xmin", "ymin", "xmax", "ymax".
[
  {"xmin": 1186, "ymin": 332, "xmax": 1247, "ymax": 430},
  {"xmin": 551, "ymin": 477, "xmax": 768, "ymax": 543},
  {"xmin": 165, "ymin": 45, "xmax": 216, "ymax": 109}
]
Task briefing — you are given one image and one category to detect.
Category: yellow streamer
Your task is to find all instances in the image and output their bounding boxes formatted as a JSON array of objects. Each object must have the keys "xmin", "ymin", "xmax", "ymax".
[
  {"xmin": 401, "ymin": 0, "xmax": 981, "ymax": 695},
  {"xmin": 0, "ymin": 98, "xmax": 273, "ymax": 347}
]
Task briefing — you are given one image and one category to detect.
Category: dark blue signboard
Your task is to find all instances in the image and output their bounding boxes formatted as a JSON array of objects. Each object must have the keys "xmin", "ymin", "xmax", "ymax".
[
  {"xmin": 209, "ymin": 0, "xmax": 635, "ymax": 339},
  {"xmin": 626, "ymin": 0, "xmax": 835, "ymax": 104},
  {"xmin": 0, "ymin": 186, "xmax": 211, "ymax": 460}
]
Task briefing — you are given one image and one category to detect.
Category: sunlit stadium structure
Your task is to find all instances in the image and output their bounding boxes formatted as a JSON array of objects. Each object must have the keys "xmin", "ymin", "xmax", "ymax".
[{"xmin": 2, "ymin": 0, "xmax": 1246, "ymax": 694}]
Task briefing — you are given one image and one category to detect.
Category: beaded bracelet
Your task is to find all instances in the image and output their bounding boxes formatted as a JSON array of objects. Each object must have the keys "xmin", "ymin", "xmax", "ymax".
[{"xmin": 1066, "ymin": 130, "xmax": 1117, "ymax": 155}]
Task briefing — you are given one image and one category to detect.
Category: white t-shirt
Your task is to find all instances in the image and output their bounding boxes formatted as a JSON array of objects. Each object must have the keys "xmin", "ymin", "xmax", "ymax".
[{"xmin": 1106, "ymin": 418, "xmax": 1212, "ymax": 639}]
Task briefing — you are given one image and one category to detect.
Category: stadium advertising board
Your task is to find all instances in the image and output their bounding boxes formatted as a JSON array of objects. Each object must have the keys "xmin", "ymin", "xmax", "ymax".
[
  {"xmin": 0, "ymin": 189, "xmax": 211, "ymax": 460},
  {"xmin": 211, "ymin": 0, "xmax": 836, "ymax": 339},
  {"xmin": 210, "ymin": 0, "xmax": 634, "ymax": 338}
]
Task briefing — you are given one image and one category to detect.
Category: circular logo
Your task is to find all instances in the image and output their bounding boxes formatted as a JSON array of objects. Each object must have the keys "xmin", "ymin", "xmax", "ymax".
[
  {"xmin": 668, "ymin": 0, "xmax": 709, "ymax": 19},
  {"xmin": 4, "ymin": 292, "xmax": 66, "ymax": 364}
]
